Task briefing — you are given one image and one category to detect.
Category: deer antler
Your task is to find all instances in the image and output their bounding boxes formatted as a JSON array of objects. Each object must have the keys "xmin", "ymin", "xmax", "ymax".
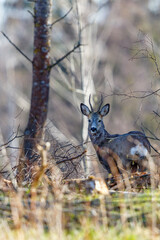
[
  {"xmin": 89, "ymin": 94, "xmax": 93, "ymax": 112},
  {"xmin": 97, "ymin": 94, "xmax": 103, "ymax": 112}
]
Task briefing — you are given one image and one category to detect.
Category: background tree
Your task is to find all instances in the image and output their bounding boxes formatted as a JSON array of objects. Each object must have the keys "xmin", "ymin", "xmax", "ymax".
[
  {"xmin": 16, "ymin": 0, "xmax": 80, "ymax": 184},
  {"xmin": 16, "ymin": 0, "xmax": 52, "ymax": 184}
]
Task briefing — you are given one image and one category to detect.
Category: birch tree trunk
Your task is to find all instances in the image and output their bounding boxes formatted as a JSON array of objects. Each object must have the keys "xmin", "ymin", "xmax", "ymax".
[
  {"xmin": 77, "ymin": 0, "xmax": 96, "ymax": 175},
  {"xmin": 17, "ymin": 0, "xmax": 52, "ymax": 184}
]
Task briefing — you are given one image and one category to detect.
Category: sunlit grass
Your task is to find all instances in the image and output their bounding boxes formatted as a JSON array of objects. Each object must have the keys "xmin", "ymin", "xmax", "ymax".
[
  {"xmin": 0, "ymin": 219, "xmax": 159, "ymax": 240},
  {"xmin": 1, "ymin": 186, "xmax": 160, "ymax": 240}
]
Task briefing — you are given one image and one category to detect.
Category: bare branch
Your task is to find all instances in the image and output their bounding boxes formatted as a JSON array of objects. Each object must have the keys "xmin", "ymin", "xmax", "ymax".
[
  {"xmin": 49, "ymin": 42, "xmax": 81, "ymax": 69},
  {"xmin": 56, "ymin": 150, "xmax": 86, "ymax": 164},
  {"xmin": 149, "ymin": 40, "xmax": 160, "ymax": 76},
  {"xmin": 141, "ymin": 124, "xmax": 160, "ymax": 142},
  {"xmin": 153, "ymin": 110, "xmax": 160, "ymax": 118},
  {"xmin": 27, "ymin": 10, "xmax": 34, "ymax": 18},
  {"xmin": 150, "ymin": 144, "xmax": 160, "ymax": 155},
  {"xmin": 0, "ymin": 130, "xmax": 23, "ymax": 149},
  {"xmin": 1, "ymin": 31, "xmax": 32, "ymax": 63},
  {"xmin": 129, "ymin": 32, "xmax": 160, "ymax": 77},
  {"xmin": 50, "ymin": 7, "xmax": 72, "ymax": 28},
  {"xmin": 103, "ymin": 88, "xmax": 160, "ymax": 102}
]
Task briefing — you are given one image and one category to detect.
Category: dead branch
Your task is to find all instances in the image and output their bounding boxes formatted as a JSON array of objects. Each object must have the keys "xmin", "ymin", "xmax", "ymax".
[
  {"xmin": 0, "ymin": 127, "xmax": 23, "ymax": 150},
  {"xmin": 148, "ymin": 38, "xmax": 160, "ymax": 76},
  {"xmin": 141, "ymin": 125, "xmax": 160, "ymax": 155},
  {"xmin": 50, "ymin": 7, "xmax": 73, "ymax": 28},
  {"xmin": 49, "ymin": 41, "xmax": 81, "ymax": 69},
  {"xmin": 141, "ymin": 124, "xmax": 160, "ymax": 142},
  {"xmin": 56, "ymin": 150, "xmax": 86, "ymax": 165},
  {"xmin": 27, "ymin": 10, "xmax": 34, "ymax": 18},
  {"xmin": 1, "ymin": 33, "xmax": 81, "ymax": 74},
  {"xmin": 1, "ymin": 31, "xmax": 32, "ymax": 63},
  {"xmin": 129, "ymin": 31, "xmax": 160, "ymax": 76},
  {"xmin": 102, "ymin": 88, "xmax": 160, "ymax": 102},
  {"xmin": 150, "ymin": 144, "xmax": 160, "ymax": 155},
  {"xmin": 153, "ymin": 110, "xmax": 160, "ymax": 118}
]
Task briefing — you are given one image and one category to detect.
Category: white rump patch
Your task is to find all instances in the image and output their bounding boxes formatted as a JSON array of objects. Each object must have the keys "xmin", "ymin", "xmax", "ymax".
[{"xmin": 130, "ymin": 144, "xmax": 148, "ymax": 157}]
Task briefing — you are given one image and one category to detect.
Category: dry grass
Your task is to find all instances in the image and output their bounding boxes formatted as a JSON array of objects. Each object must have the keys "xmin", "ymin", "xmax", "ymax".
[
  {"xmin": 0, "ymin": 220, "xmax": 160, "ymax": 240},
  {"xmin": 1, "ymin": 149, "xmax": 160, "ymax": 240}
]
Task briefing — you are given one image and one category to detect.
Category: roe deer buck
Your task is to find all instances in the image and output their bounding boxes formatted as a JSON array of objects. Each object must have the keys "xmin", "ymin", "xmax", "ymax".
[{"xmin": 80, "ymin": 96, "xmax": 151, "ymax": 174}]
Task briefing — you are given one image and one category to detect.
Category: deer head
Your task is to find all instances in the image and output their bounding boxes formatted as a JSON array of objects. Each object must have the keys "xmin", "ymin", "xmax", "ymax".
[{"xmin": 80, "ymin": 96, "xmax": 110, "ymax": 138}]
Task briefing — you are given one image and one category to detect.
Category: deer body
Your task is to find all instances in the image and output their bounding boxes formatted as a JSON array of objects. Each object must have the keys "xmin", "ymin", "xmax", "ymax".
[{"xmin": 80, "ymin": 99, "xmax": 151, "ymax": 173}]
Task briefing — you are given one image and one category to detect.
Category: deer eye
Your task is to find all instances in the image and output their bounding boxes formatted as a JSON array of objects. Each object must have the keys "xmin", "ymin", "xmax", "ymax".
[
  {"xmin": 88, "ymin": 119, "xmax": 91, "ymax": 123},
  {"xmin": 98, "ymin": 119, "xmax": 101, "ymax": 123}
]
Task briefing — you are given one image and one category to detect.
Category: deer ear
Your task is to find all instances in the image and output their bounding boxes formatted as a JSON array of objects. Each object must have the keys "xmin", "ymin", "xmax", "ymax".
[
  {"xmin": 100, "ymin": 104, "xmax": 110, "ymax": 117},
  {"xmin": 80, "ymin": 103, "xmax": 91, "ymax": 116}
]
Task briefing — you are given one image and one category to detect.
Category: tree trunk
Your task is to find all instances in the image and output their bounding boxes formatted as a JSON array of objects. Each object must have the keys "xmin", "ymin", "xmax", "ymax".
[{"xmin": 17, "ymin": 0, "xmax": 52, "ymax": 184}]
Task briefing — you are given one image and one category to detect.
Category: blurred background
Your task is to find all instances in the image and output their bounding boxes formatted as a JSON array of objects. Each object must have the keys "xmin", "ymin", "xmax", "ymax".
[{"xmin": 1, "ymin": 0, "xmax": 160, "ymax": 176}]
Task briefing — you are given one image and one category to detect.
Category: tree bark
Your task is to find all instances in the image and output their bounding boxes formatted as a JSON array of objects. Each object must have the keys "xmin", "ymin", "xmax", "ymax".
[{"xmin": 17, "ymin": 0, "xmax": 52, "ymax": 184}]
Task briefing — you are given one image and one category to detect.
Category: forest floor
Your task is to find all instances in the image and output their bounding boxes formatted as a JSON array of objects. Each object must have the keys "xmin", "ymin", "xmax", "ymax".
[{"xmin": 0, "ymin": 172, "xmax": 160, "ymax": 240}]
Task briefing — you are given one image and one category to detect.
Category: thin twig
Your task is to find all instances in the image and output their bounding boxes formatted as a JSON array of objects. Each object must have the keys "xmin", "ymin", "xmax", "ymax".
[
  {"xmin": 149, "ymin": 39, "xmax": 160, "ymax": 76},
  {"xmin": 27, "ymin": 10, "xmax": 34, "ymax": 18},
  {"xmin": 1, "ymin": 31, "xmax": 32, "ymax": 63},
  {"xmin": 49, "ymin": 42, "xmax": 81, "ymax": 69},
  {"xmin": 56, "ymin": 150, "xmax": 86, "ymax": 164},
  {"xmin": 0, "ymin": 134, "xmax": 23, "ymax": 148},
  {"xmin": 0, "ymin": 127, "xmax": 23, "ymax": 149},
  {"xmin": 142, "ymin": 124, "xmax": 160, "ymax": 141},
  {"xmin": 50, "ymin": 7, "xmax": 72, "ymax": 28},
  {"xmin": 63, "ymin": 160, "xmax": 82, "ymax": 179},
  {"xmin": 103, "ymin": 88, "xmax": 160, "ymax": 101},
  {"xmin": 150, "ymin": 144, "xmax": 160, "ymax": 155},
  {"xmin": 153, "ymin": 110, "xmax": 160, "ymax": 118},
  {"xmin": 129, "ymin": 32, "xmax": 160, "ymax": 77}
]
